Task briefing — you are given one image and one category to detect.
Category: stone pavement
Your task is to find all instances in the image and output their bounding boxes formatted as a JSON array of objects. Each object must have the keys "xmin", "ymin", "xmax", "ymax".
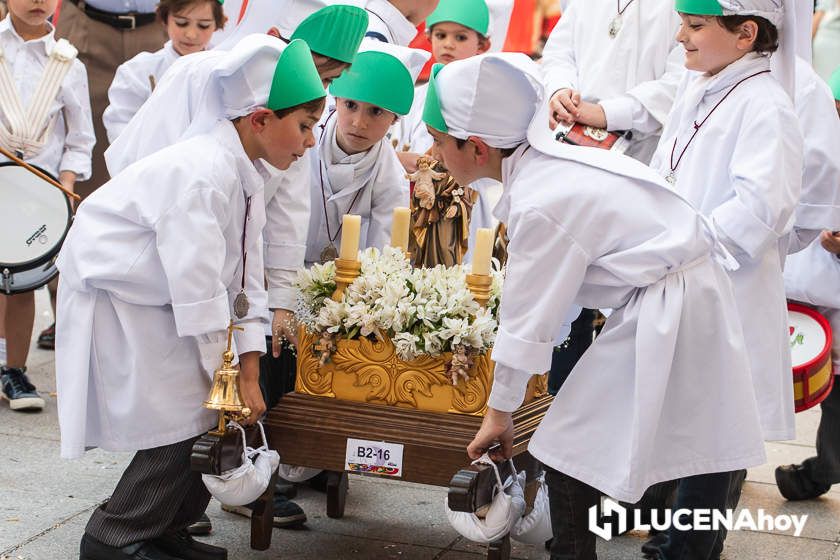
[{"xmin": 2, "ymin": 290, "xmax": 839, "ymax": 559}]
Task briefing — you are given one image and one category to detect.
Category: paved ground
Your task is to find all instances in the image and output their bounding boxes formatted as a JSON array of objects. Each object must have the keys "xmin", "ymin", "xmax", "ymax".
[{"xmin": 1, "ymin": 290, "xmax": 839, "ymax": 559}]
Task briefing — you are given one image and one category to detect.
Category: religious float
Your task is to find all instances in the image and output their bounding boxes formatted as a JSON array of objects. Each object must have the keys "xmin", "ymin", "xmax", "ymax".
[{"xmin": 192, "ymin": 162, "xmax": 552, "ymax": 558}]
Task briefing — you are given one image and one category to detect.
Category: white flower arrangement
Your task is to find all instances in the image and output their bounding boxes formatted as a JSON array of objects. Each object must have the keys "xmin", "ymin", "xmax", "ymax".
[{"xmin": 294, "ymin": 246, "xmax": 504, "ymax": 370}]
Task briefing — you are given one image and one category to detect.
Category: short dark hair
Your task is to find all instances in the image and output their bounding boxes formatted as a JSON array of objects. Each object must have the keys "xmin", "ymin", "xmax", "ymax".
[
  {"xmin": 716, "ymin": 15, "xmax": 778, "ymax": 54},
  {"xmin": 427, "ymin": 23, "xmax": 490, "ymax": 47},
  {"xmin": 273, "ymin": 97, "xmax": 326, "ymax": 120},
  {"xmin": 156, "ymin": 0, "xmax": 226, "ymax": 28},
  {"xmin": 454, "ymin": 137, "xmax": 517, "ymax": 158}
]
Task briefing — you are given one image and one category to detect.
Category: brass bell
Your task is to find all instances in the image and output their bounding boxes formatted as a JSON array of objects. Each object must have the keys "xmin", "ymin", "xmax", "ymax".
[{"xmin": 204, "ymin": 322, "xmax": 250, "ymax": 434}]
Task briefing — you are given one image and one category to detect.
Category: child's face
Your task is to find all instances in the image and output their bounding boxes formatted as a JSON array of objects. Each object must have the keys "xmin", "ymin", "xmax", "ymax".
[
  {"xmin": 166, "ymin": 1, "xmax": 216, "ymax": 56},
  {"xmin": 676, "ymin": 14, "xmax": 753, "ymax": 75},
  {"xmin": 258, "ymin": 106, "xmax": 321, "ymax": 170},
  {"xmin": 429, "ymin": 22, "xmax": 488, "ymax": 64},
  {"xmin": 335, "ymin": 98, "xmax": 398, "ymax": 155},
  {"xmin": 428, "ymin": 127, "xmax": 480, "ymax": 185},
  {"xmin": 7, "ymin": 0, "xmax": 57, "ymax": 31}
]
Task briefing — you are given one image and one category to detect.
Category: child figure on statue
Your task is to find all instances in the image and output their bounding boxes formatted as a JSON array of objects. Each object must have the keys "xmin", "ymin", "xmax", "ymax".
[{"xmin": 408, "ymin": 155, "xmax": 475, "ymax": 267}]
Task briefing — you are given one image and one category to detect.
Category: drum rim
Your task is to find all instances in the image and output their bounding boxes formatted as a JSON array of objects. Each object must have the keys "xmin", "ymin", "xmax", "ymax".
[
  {"xmin": 0, "ymin": 161, "xmax": 73, "ymax": 271},
  {"xmin": 788, "ymin": 301, "xmax": 833, "ymax": 372}
]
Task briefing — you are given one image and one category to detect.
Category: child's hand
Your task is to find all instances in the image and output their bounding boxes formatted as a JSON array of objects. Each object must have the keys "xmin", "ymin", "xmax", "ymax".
[
  {"xmin": 575, "ymin": 101, "xmax": 608, "ymax": 130},
  {"xmin": 60, "ymin": 170, "xmax": 77, "ymax": 210},
  {"xmin": 820, "ymin": 230, "xmax": 840, "ymax": 255},
  {"xmin": 549, "ymin": 88, "xmax": 581, "ymax": 129}
]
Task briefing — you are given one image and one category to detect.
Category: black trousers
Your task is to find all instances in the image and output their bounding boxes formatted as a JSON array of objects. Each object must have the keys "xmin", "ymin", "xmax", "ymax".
[
  {"xmin": 259, "ymin": 337, "xmax": 297, "ymax": 409},
  {"xmin": 803, "ymin": 382, "xmax": 840, "ymax": 486},
  {"xmin": 545, "ymin": 467, "xmax": 740, "ymax": 560},
  {"xmin": 85, "ymin": 436, "xmax": 211, "ymax": 547}
]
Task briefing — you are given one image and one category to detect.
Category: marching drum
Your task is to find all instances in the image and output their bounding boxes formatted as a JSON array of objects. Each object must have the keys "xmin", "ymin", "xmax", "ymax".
[
  {"xmin": 788, "ymin": 302, "xmax": 834, "ymax": 413},
  {"xmin": 0, "ymin": 162, "xmax": 72, "ymax": 294}
]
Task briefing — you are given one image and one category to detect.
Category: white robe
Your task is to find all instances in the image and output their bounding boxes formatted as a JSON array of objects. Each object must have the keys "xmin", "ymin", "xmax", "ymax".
[
  {"xmin": 55, "ymin": 120, "xmax": 268, "ymax": 459},
  {"xmin": 489, "ymin": 143, "xmax": 765, "ymax": 503},
  {"xmin": 540, "ymin": 0, "xmax": 683, "ymax": 163},
  {"xmin": 364, "ymin": 0, "xmax": 417, "ymax": 46},
  {"xmin": 785, "ymin": 57, "xmax": 840, "ymax": 253},
  {"xmin": 263, "ymin": 153, "xmax": 312, "ymax": 311},
  {"xmin": 305, "ymin": 111, "xmax": 409, "ymax": 265},
  {"xmin": 103, "ymin": 41, "xmax": 180, "ymax": 143},
  {"xmin": 651, "ymin": 53, "xmax": 803, "ymax": 442}
]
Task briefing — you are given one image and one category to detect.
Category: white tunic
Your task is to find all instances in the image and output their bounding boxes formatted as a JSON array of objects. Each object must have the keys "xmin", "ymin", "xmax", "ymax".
[
  {"xmin": 785, "ymin": 57, "xmax": 840, "ymax": 253},
  {"xmin": 305, "ymin": 111, "xmax": 408, "ymax": 265},
  {"xmin": 0, "ymin": 18, "xmax": 94, "ymax": 179},
  {"xmin": 364, "ymin": 0, "xmax": 417, "ymax": 46},
  {"xmin": 103, "ymin": 41, "xmax": 180, "ymax": 143},
  {"xmin": 263, "ymin": 153, "xmax": 312, "ymax": 311},
  {"xmin": 56, "ymin": 121, "xmax": 268, "ymax": 459},
  {"xmin": 488, "ymin": 143, "xmax": 765, "ymax": 503},
  {"xmin": 540, "ymin": 0, "xmax": 683, "ymax": 163},
  {"xmin": 651, "ymin": 53, "xmax": 803, "ymax": 441}
]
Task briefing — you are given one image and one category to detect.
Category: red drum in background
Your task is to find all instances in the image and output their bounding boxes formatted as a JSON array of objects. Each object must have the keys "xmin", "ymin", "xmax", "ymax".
[{"xmin": 788, "ymin": 302, "xmax": 834, "ymax": 413}]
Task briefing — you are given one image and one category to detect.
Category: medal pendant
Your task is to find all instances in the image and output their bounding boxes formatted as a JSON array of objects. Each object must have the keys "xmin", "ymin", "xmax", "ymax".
[
  {"xmin": 665, "ymin": 171, "xmax": 677, "ymax": 185},
  {"xmin": 234, "ymin": 291, "xmax": 250, "ymax": 319},
  {"xmin": 320, "ymin": 244, "xmax": 339, "ymax": 263},
  {"xmin": 608, "ymin": 14, "xmax": 622, "ymax": 38}
]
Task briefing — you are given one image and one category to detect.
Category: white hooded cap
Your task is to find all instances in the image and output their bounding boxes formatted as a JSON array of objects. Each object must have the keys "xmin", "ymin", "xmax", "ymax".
[
  {"xmin": 433, "ymin": 52, "xmax": 543, "ymax": 148},
  {"xmin": 106, "ymin": 34, "xmax": 289, "ymax": 176},
  {"xmin": 358, "ymin": 38, "xmax": 430, "ymax": 83}
]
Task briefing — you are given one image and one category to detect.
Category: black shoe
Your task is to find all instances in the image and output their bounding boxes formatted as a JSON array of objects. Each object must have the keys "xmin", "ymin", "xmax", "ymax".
[
  {"xmin": 222, "ymin": 494, "xmax": 307, "ymax": 528},
  {"xmin": 79, "ymin": 533, "xmax": 181, "ymax": 560},
  {"xmin": 641, "ymin": 530, "xmax": 668, "ymax": 559},
  {"xmin": 37, "ymin": 322, "xmax": 55, "ymax": 350},
  {"xmin": 775, "ymin": 464, "xmax": 831, "ymax": 500},
  {"xmin": 153, "ymin": 529, "xmax": 227, "ymax": 560},
  {"xmin": 1, "ymin": 366, "xmax": 44, "ymax": 411},
  {"xmin": 187, "ymin": 512, "xmax": 212, "ymax": 536}
]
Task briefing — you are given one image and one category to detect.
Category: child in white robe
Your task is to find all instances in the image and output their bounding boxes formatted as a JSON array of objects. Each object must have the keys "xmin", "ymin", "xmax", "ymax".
[
  {"xmin": 103, "ymin": 0, "xmax": 226, "ymax": 142},
  {"xmin": 541, "ymin": 0, "xmax": 684, "ymax": 164},
  {"xmin": 0, "ymin": 0, "xmax": 94, "ymax": 413},
  {"xmin": 651, "ymin": 0, "xmax": 804, "ymax": 444},
  {"xmin": 305, "ymin": 41, "xmax": 418, "ymax": 265},
  {"xmin": 423, "ymin": 52, "xmax": 765, "ymax": 560},
  {"xmin": 646, "ymin": 1, "xmax": 807, "ymax": 555},
  {"xmin": 56, "ymin": 37, "xmax": 325, "ymax": 559},
  {"xmin": 775, "ymin": 67, "xmax": 840, "ymax": 501}
]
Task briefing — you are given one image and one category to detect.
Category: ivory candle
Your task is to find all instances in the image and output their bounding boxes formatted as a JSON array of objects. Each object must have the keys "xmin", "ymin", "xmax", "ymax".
[
  {"xmin": 472, "ymin": 228, "xmax": 493, "ymax": 276},
  {"xmin": 390, "ymin": 207, "xmax": 410, "ymax": 251},
  {"xmin": 339, "ymin": 214, "xmax": 361, "ymax": 260}
]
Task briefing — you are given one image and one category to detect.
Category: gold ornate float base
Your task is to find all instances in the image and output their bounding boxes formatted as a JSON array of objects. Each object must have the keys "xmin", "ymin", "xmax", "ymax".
[{"xmin": 296, "ymin": 328, "xmax": 547, "ymax": 416}]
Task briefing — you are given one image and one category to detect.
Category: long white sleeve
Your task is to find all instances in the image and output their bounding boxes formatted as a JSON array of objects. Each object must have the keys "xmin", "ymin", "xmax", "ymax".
[{"xmin": 489, "ymin": 208, "xmax": 589, "ymax": 412}]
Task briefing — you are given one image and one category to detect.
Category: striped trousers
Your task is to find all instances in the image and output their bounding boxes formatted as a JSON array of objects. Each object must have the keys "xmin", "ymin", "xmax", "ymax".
[{"xmin": 85, "ymin": 436, "xmax": 211, "ymax": 547}]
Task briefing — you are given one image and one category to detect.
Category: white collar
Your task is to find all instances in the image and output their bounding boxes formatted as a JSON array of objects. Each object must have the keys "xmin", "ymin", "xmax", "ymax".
[
  {"xmin": 213, "ymin": 120, "xmax": 264, "ymax": 197},
  {"xmin": 162, "ymin": 40, "xmax": 181, "ymax": 61},
  {"xmin": 0, "ymin": 17, "xmax": 56, "ymax": 54},
  {"xmin": 366, "ymin": 0, "xmax": 417, "ymax": 46}
]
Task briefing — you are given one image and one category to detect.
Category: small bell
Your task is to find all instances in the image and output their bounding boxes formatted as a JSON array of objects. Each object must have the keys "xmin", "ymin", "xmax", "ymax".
[{"xmin": 204, "ymin": 322, "xmax": 251, "ymax": 434}]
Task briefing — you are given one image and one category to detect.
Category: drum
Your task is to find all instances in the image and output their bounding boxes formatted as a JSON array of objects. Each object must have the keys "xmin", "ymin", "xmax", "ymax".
[
  {"xmin": 788, "ymin": 302, "xmax": 834, "ymax": 413},
  {"xmin": 0, "ymin": 161, "xmax": 72, "ymax": 294}
]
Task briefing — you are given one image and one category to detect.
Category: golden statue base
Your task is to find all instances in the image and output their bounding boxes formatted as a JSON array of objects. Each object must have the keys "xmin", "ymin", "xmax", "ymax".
[{"xmin": 296, "ymin": 327, "xmax": 548, "ymax": 416}]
